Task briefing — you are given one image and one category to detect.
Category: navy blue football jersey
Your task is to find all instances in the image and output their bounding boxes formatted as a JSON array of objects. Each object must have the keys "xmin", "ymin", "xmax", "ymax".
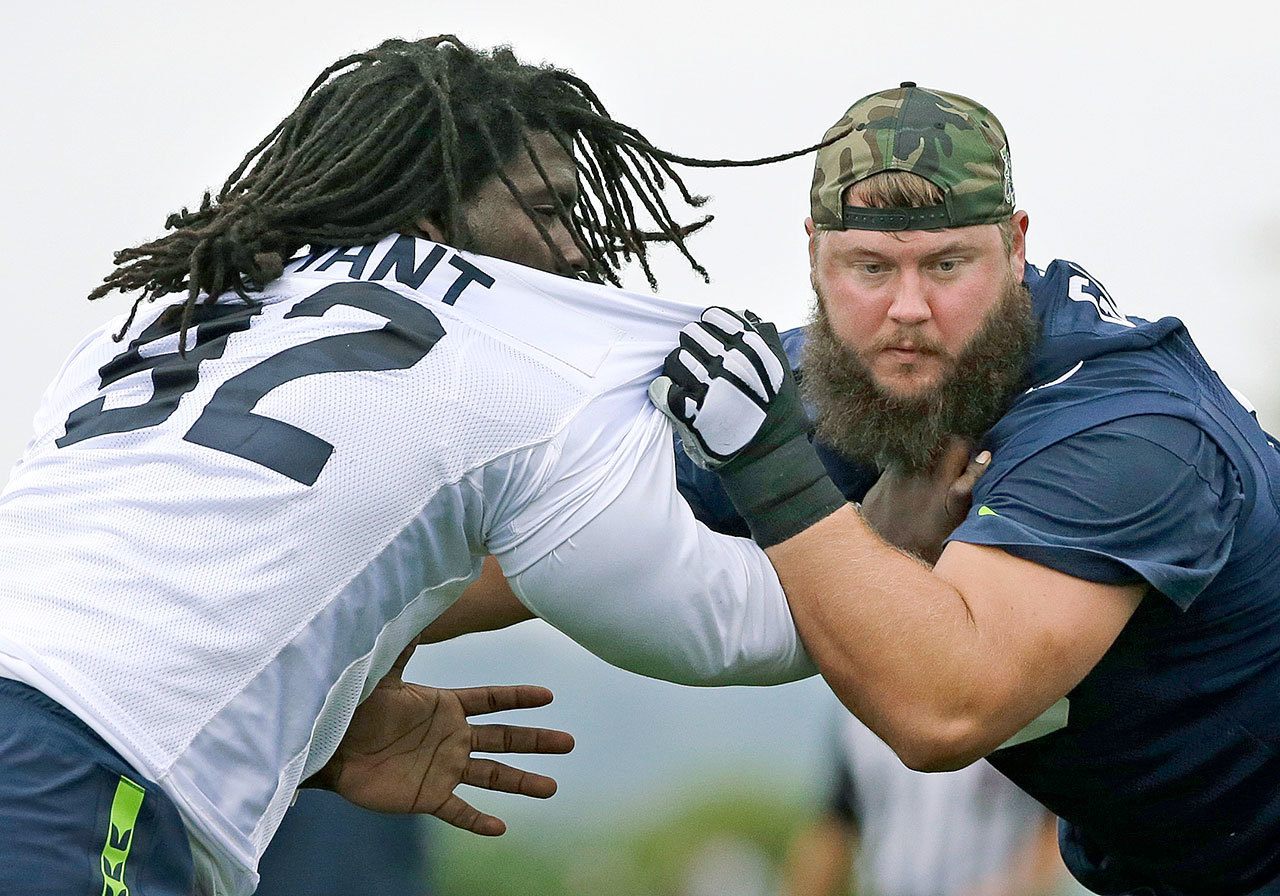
[{"xmin": 676, "ymin": 260, "xmax": 1280, "ymax": 895}]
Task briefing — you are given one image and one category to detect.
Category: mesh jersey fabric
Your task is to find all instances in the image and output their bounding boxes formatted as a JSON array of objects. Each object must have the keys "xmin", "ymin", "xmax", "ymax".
[{"xmin": 0, "ymin": 234, "xmax": 718, "ymax": 895}]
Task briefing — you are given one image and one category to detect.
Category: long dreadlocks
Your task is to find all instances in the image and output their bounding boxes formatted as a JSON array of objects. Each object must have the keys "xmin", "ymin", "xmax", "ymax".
[{"xmin": 91, "ymin": 35, "xmax": 837, "ymax": 344}]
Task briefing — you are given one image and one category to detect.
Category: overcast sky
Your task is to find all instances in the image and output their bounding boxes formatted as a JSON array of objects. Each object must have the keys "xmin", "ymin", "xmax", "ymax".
[
  {"xmin": 3, "ymin": 0, "xmax": 1277, "ymax": 459},
  {"xmin": 2, "ymin": 0, "xmax": 1276, "ymax": 826}
]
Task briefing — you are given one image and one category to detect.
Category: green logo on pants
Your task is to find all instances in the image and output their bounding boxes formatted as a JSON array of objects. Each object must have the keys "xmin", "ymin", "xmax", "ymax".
[{"xmin": 101, "ymin": 776, "xmax": 145, "ymax": 896}]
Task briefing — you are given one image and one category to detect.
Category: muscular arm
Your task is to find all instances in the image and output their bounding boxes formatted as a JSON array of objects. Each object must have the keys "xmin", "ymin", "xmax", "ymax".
[
  {"xmin": 419, "ymin": 556, "xmax": 534, "ymax": 645},
  {"xmin": 414, "ymin": 418, "xmax": 811, "ymax": 691},
  {"xmin": 650, "ymin": 314, "xmax": 1236, "ymax": 771},
  {"xmin": 771, "ymin": 417, "xmax": 1235, "ymax": 769},
  {"xmin": 418, "ymin": 436, "xmax": 982, "ymax": 649},
  {"xmin": 768, "ymin": 505, "xmax": 1144, "ymax": 770},
  {"xmin": 417, "ymin": 408, "xmax": 811, "ymax": 686}
]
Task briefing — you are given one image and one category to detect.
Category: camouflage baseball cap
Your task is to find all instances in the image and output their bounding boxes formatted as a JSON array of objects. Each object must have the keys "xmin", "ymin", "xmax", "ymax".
[{"xmin": 810, "ymin": 83, "xmax": 1015, "ymax": 231}]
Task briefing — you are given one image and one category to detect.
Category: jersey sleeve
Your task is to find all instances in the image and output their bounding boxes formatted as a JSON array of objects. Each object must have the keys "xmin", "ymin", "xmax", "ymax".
[
  {"xmin": 498, "ymin": 408, "xmax": 816, "ymax": 687},
  {"xmin": 950, "ymin": 414, "xmax": 1243, "ymax": 609}
]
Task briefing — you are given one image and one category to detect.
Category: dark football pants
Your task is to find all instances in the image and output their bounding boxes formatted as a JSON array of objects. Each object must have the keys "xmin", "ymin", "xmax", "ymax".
[{"xmin": 0, "ymin": 677, "xmax": 195, "ymax": 895}]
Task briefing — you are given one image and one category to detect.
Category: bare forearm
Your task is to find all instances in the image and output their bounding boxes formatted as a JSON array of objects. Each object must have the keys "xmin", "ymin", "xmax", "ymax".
[
  {"xmin": 766, "ymin": 505, "xmax": 1017, "ymax": 767},
  {"xmin": 652, "ymin": 308, "xmax": 1143, "ymax": 769}
]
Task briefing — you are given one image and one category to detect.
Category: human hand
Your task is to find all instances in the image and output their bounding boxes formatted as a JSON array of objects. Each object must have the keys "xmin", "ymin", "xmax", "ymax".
[
  {"xmin": 649, "ymin": 307, "xmax": 845, "ymax": 547},
  {"xmin": 307, "ymin": 680, "xmax": 574, "ymax": 835},
  {"xmin": 648, "ymin": 307, "xmax": 792, "ymax": 469},
  {"xmin": 860, "ymin": 436, "xmax": 990, "ymax": 565}
]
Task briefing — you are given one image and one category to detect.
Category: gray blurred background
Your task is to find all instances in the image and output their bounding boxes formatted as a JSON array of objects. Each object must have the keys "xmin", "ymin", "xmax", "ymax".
[{"xmin": 3, "ymin": 2, "xmax": 1275, "ymax": 893}]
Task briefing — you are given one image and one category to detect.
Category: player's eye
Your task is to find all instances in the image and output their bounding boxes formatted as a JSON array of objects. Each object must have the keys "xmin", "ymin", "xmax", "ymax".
[
  {"xmin": 532, "ymin": 192, "xmax": 576, "ymax": 217},
  {"xmin": 936, "ymin": 259, "xmax": 960, "ymax": 273}
]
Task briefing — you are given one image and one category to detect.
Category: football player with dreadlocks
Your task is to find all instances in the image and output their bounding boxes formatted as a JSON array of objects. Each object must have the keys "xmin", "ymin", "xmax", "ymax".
[{"xmin": 0, "ymin": 36, "xmax": 823, "ymax": 895}]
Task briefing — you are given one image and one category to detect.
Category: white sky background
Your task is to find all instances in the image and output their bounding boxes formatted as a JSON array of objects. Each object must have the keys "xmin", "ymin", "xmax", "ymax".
[
  {"xmin": 2, "ymin": 0, "xmax": 1277, "ymax": 833},
  {"xmin": 3, "ymin": 0, "xmax": 1278, "ymax": 448}
]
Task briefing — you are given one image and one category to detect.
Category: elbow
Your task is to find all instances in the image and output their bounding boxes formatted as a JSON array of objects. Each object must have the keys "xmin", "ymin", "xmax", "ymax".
[
  {"xmin": 886, "ymin": 690, "xmax": 1058, "ymax": 771},
  {"xmin": 879, "ymin": 714, "xmax": 996, "ymax": 773},
  {"xmin": 897, "ymin": 738, "xmax": 984, "ymax": 774},
  {"xmin": 831, "ymin": 674, "xmax": 1019, "ymax": 772}
]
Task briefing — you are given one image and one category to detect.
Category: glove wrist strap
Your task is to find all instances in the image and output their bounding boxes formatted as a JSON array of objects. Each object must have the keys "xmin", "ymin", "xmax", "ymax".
[{"xmin": 720, "ymin": 435, "xmax": 847, "ymax": 548}]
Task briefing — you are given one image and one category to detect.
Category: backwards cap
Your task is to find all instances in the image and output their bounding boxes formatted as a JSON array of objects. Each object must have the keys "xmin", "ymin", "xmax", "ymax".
[{"xmin": 810, "ymin": 82, "xmax": 1015, "ymax": 231}]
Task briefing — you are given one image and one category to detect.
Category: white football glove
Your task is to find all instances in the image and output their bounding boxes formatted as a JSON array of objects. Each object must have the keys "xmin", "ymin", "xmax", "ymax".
[
  {"xmin": 647, "ymin": 307, "xmax": 787, "ymax": 469},
  {"xmin": 649, "ymin": 307, "xmax": 846, "ymax": 548}
]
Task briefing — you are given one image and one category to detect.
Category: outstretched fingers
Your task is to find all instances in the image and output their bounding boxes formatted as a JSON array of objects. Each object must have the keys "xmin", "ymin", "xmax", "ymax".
[
  {"xmin": 472, "ymin": 723, "xmax": 575, "ymax": 755},
  {"xmin": 463, "ymin": 757, "xmax": 559, "ymax": 798},
  {"xmin": 453, "ymin": 684, "xmax": 555, "ymax": 716},
  {"xmin": 432, "ymin": 793, "xmax": 508, "ymax": 837}
]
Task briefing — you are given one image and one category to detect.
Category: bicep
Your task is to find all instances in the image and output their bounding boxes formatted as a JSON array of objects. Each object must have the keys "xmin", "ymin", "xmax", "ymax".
[{"xmin": 934, "ymin": 541, "xmax": 1144, "ymax": 745}]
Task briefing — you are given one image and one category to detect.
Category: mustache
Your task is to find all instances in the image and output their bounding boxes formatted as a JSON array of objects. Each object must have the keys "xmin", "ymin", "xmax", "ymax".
[
  {"xmin": 802, "ymin": 277, "xmax": 1038, "ymax": 474},
  {"xmin": 869, "ymin": 330, "xmax": 947, "ymax": 355}
]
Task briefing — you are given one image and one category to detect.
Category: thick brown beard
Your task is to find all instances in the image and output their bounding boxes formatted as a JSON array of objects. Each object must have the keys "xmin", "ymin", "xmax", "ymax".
[{"xmin": 801, "ymin": 276, "xmax": 1039, "ymax": 474}]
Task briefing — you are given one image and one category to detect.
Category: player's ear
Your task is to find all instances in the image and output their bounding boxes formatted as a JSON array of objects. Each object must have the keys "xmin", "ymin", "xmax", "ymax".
[
  {"xmin": 1008, "ymin": 210, "xmax": 1029, "ymax": 276},
  {"xmin": 804, "ymin": 217, "xmax": 819, "ymax": 267},
  {"xmin": 406, "ymin": 216, "xmax": 447, "ymax": 243}
]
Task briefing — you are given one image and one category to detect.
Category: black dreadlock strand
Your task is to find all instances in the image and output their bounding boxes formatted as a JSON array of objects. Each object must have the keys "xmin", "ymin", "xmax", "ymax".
[{"xmin": 90, "ymin": 35, "xmax": 833, "ymax": 349}]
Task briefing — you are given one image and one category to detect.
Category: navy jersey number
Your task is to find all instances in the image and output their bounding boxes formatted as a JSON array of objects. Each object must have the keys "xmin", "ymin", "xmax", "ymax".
[
  {"xmin": 59, "ymin": 282, "xmax": 446, "ymax": 485},
  {"xmin": 58, "ymin": 302, "xmax": 263, "ymax": 447}
]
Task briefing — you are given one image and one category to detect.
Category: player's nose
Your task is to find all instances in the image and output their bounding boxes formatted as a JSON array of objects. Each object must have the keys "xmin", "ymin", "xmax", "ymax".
[
  {"xmin": 556, "ymin": 231, "xmax": 587, "ymax": 277},
  {"xmin": 886, "ymin": 275, "xmax": 932, "ymax": 325}
]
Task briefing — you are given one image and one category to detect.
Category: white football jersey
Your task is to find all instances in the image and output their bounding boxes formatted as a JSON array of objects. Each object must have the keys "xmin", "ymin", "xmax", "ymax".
[{"xmin": 0, "ymin": 235, "xmax": 811, "ymax": 895}]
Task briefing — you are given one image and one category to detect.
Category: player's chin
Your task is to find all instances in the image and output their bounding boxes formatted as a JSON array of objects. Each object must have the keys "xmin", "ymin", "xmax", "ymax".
[{"xmin": 873, "ymin": 364, "xmax": 945, "ymax": 399}]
